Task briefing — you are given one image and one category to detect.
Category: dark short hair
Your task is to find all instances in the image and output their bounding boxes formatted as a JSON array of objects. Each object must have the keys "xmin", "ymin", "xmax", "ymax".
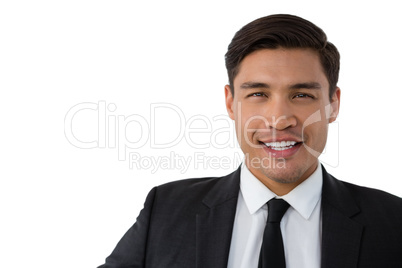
[{"xmin": 225, "ymin": 14, "xmax": 340, "ymax": 98}]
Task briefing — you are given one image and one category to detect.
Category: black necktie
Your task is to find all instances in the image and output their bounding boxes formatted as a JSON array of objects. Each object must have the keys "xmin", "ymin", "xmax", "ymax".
[{"xmin": 258, "ymin": 198, "xmax": 290, "ymax": 268}]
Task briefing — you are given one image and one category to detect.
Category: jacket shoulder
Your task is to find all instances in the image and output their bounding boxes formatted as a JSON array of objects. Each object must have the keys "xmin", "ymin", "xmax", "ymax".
[
  {"xmin": 328, "ymin": 173, "xmax": 402, "ymax": 225},
  {"xmin": 154, "ymin": 174, "xmax": 229, "ymax": 201},
  {"xmin": 323, "ymin": 168, "xmax": 402, "ymax": 210},
  {"xmin": 323, "ymin": 167, "xmax": 402, "ymax": 226},
  {"xmin": 341, "ymin": 179, "xmax": 402, "ymax": 210},
  {"xmin": 149, "ymin": 168, "xmax": 240, "ymax": 212}
]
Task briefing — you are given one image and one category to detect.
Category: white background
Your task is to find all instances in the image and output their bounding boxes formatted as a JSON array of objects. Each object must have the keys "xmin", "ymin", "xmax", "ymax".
[{"xmin": 1, "ymin": 1, "xmax": 401, "ymax": 267}]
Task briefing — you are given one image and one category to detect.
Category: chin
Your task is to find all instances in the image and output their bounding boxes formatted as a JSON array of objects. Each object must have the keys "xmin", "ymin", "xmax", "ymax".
[
  {"xmin": 259, "ymin": 163, "xmax": 308, "ymax": 184},
  {"xmin": 263, "ymin": 170, "xmax": 303, "ymax": 184}
]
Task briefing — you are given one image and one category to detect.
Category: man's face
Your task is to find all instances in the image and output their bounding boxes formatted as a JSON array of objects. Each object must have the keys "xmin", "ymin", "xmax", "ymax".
[{"xmin": 225, "ymin": 48, "xmax": 340, "ymax": 192}]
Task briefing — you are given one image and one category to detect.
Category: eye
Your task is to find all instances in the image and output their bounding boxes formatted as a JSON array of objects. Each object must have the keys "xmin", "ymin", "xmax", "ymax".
[
  {"xmin": 293, "ymin": 93, "xmax": 314, "ymax": 99},
  {"xmin": 248, "ymin": 92, "xmax": 266, "ymax": 98}
]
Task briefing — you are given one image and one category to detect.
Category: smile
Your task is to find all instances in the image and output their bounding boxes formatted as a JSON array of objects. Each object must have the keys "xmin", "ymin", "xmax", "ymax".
[{"xmin": 264, "ymin": 141, "xmax": 299, "ymax": 151}]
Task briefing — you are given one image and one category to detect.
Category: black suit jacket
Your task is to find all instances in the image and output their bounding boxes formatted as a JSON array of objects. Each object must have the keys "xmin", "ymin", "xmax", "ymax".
[{"xmin": 98, "ymin": 166, "xmax": 402, "ymax": 267}]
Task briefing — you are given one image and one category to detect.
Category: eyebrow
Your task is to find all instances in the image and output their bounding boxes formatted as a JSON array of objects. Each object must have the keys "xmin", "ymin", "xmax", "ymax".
[
  {"xmin": 240, "ymin": 82, "xmax": 270, "ymax": 89},
  {"xmin": 239, "ymin": 81, "xmax": 322, "ymax": 90},
  {"xmin": 289, "ymin": 82, "xmax": 322, "ymax": 90}
]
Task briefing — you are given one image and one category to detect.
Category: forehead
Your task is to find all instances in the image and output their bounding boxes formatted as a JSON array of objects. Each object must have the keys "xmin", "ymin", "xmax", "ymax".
[{"xmin": 234, "ymin": 48, "xmax": 328, "ymax": 89}]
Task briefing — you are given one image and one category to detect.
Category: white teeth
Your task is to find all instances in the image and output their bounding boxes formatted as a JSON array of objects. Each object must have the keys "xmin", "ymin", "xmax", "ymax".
[
  {"xmin": 264, "ymin": 141, "xmax": 298, "ymax": 151},
  {"xmin": 265, "ymin": 141, "xmax": 296, "ymax": 147}
]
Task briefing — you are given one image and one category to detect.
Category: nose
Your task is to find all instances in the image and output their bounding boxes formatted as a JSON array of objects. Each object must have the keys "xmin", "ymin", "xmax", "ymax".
[{"xmin": 266, "ymin": 99, "xmax": 297, "ymax": 130}]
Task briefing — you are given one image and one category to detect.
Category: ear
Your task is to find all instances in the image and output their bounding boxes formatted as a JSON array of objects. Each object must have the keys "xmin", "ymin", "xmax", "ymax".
[
  {"xmin": 328, "ymin": 87, "xmax": 341, "ymax": 123},
  {"xmin": 225, "ymin": 85, "xmax": 235, "ymax": 120}
]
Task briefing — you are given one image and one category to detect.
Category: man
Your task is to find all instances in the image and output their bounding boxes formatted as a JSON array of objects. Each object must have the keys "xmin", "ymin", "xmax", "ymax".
[{"xmin": 98, "ymin": 14, "xmax": 402, "ymax": 268}]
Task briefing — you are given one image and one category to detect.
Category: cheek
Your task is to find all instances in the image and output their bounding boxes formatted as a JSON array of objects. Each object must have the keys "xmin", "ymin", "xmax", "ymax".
[
  {"xmin": 234, "ymin": 110, "xmax": 265, "ymax": 146},
  {"xmin": 299, "ymin": 105, "xmax": 329, "ymax": 133},
  {"xmin": 304, "ymin": 122, "xmax": 329, "ymax": 148},
  {"xmin": 234, "ymin": 106, "xmax": 254, "ymax": 128},
  {"xmin": 242, "ymin": 114, "xmax": 268, "ymax": 139}
]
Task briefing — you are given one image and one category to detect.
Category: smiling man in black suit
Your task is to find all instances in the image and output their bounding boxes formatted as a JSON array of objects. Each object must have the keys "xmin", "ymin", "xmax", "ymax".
[{"xmin": 98, "ymin": 14, "xmax": 402, "ymax": 268}]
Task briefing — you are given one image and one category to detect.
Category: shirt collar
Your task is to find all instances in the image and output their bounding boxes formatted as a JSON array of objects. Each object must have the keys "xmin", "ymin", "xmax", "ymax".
[{"xmin": 240, "ymin": 162, "xmax": 323, "ymax": 220}]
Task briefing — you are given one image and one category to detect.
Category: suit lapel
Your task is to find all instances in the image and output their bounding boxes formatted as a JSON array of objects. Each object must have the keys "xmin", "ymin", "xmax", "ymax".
[
  {"xmin": 196, "ymin": 168, "xmax": 241, "ymax": 268},
  {"xmin": 321, "ymin": 167, "xmax": 363, "ymax": 268}
]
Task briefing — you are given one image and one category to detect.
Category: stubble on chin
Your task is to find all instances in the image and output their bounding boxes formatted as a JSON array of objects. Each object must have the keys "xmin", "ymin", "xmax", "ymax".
[
  {"xmin": 245, "ymin": 157, "xmax": 303, "ymax": 184},
  {"xmin": 260, "ymin": 165, "xmax": 304, "ymax": 184},
  {"xmin": 258, "ymin": 157, "xmax": 319, "ymax": 185}
]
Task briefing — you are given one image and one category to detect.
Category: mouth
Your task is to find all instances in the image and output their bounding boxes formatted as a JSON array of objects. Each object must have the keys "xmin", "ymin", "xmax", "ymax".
[
  {"xmin": 263, "ymin": 141, "xmax": 301, "ymax": 151},
  {"xmin": 260, "ymin": 140, "xmax": 303, "ymax": 158}
]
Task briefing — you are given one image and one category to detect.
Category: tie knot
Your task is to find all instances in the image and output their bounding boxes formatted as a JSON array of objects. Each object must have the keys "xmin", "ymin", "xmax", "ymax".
[{"xmin": 267, "ymin": 199, "xmax": 290, "ymax": 223}]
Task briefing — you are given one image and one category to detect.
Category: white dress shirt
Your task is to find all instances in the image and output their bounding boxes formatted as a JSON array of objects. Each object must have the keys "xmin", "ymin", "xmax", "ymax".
[{"xmin": 227, "ymin": 162, "xmax": 323, "ymax": 268}]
